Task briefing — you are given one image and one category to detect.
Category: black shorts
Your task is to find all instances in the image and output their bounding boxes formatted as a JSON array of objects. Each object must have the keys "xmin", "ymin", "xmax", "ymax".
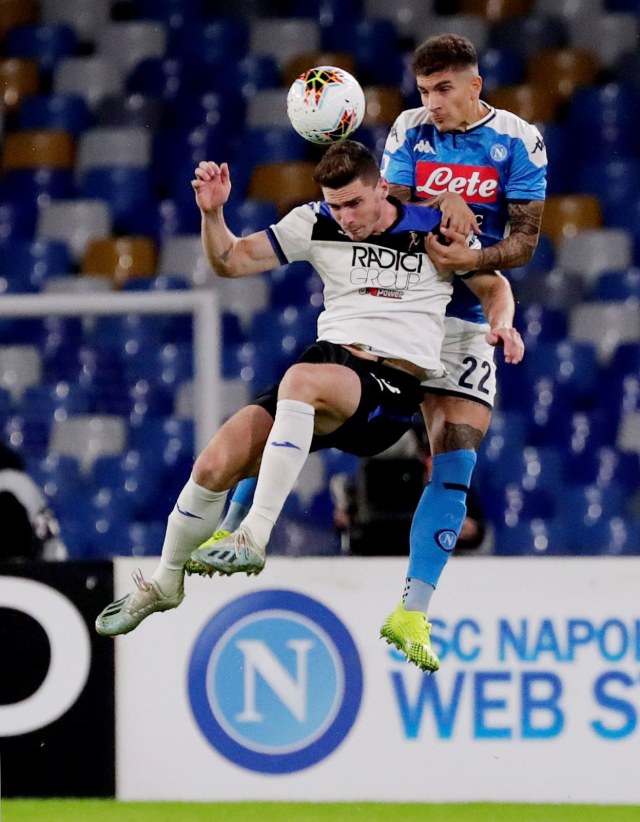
[{"xmin": 251, "ymin": 341, "xmax": 425, "ymax": 457}]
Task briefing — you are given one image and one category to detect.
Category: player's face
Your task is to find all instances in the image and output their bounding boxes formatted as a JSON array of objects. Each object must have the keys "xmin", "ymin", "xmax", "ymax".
[
  {"xmin": 416, "ymin": 67, "xmax": 483, "ymax": 132},
  {"xmin": 322, "ymin": 177, "xmax": 389, "ymax": 240}
]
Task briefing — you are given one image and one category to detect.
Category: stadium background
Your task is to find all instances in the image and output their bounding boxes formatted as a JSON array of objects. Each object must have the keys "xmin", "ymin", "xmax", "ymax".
[{"xmin": 1, "ymin": 0, "xmax": 640, "ymax": 813}]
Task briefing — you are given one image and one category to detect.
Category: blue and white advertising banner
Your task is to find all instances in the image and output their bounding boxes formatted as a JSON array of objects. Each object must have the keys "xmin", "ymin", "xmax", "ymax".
[{"xmin": 114, "ymin": 557, "xmax": 640, "ymax": 804}]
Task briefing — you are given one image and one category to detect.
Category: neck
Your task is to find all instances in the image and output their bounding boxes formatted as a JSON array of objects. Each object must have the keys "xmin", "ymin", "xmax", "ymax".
[{"xmin": 373, "ymin": 198, "xmax": 399, "ymax": 234}]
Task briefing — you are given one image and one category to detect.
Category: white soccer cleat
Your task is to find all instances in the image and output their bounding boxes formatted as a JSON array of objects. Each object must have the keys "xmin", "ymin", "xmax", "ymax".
[
  {"xmin": 95, "ymin": 569, "xmax": 184, "ymax": 637},
  {"xmin": 188, "ymin": 526, "xmax": 265, "ymax": 577}
]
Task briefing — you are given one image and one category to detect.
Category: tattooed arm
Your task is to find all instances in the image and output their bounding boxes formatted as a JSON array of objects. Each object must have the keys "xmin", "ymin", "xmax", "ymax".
[{"xmin": 475, "ymin": 199, "xmax": 544, "ymax": 271}]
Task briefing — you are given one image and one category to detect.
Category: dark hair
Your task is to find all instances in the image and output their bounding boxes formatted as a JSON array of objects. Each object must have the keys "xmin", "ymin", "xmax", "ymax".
[
  {"xmin": 411, "ymin": 34, "xmax": 478, "ymax": 77},
  {"xmin": 313, "ymin": 140, "xmax": 380, "ymax": 189}
]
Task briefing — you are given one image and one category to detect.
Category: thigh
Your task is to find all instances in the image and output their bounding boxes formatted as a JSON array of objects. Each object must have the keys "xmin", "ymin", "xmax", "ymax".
[{"xmin": 424, "ymin": 316, "xmax": 497, "ymax": 408}]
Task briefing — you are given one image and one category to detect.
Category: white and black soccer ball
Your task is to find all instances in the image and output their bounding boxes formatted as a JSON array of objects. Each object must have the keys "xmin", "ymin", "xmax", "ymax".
[{"xmin": 286, "ymin": 65, "xmax": 366, "ymax": 145}]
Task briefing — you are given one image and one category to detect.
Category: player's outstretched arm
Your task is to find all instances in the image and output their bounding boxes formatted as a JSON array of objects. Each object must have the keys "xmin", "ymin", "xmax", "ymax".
[
  {"xmin": 474, "ymin": 199, "xmax": 544, "ymax": 271},
  {"xmin": 465, "ymin": 270, "xmax": 524, "ymax": 365},
  {"xmin": 192, "ymin": 161, "xmax": 280, "ymax": 278},
  {"xmin": 387, "ymin": 183, "xmax": 480, "ymax": 235}
]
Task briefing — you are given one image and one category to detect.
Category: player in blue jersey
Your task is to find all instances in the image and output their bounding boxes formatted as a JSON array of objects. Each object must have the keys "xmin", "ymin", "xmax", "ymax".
[
  {"xmin": 378, "ymin": 34, "xmax": 547, "ymax": 663},
  {"xmin": 95, "ymin": 141, "xmax": 524, "ymax": 661}
]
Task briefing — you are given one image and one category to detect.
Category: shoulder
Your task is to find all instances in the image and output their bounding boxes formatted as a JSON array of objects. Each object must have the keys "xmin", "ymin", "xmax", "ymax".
[
  {"xmin": 398, "ymin": 203, "xmax": 441, "ymax": 233},
  {"xmin": 484, "ymin": 107, "xmax": 547, "ymax": 167},
  {"xmin": 386, "ymin": 106, "xmax": 433, "ymax": 151}
]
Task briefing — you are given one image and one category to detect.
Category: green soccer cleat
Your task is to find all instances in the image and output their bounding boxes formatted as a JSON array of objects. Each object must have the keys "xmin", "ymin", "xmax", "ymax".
[
  {"xmin": 95, "ymin": 569, "xmax": 184, "ymax": 637},
  {"xmin": 380, "ymin": 601, "xmax": 440, "ymax": 673},
  {"xmin": 188, "ymin": 525, "xmax": 265, "ymax": 577},
  {"xmin": 184, "ymin": 530, "xmax": 230, "ymax": 577}
]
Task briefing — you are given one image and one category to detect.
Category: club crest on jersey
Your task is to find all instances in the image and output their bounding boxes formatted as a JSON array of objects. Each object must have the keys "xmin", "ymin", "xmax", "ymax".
[
  {"xmin": 490, "ymin": 144, "xmax": 508, "ymax": 162},
  {"xmin": 415, "ymin": 161, "xmax": 499, "ymax": 204}
]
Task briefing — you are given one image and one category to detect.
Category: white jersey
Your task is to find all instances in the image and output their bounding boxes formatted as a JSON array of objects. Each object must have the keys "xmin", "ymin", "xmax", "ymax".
[{"xmin": 267, "ymin": 199, "xmax": 478, "ymax": 379}]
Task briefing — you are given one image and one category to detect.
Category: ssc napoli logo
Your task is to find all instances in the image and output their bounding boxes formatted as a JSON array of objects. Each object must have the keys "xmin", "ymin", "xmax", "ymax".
[
  {"xmin": 435, "ymin": 528, "xmax": 458, "ymax": 552},
  {"xmin": 188, "ymin": 590, "xmax": 363, "ymax": 774},
  {"xmin": 490, "ymin": 144, "xmax": 508, "ymax": 162}
]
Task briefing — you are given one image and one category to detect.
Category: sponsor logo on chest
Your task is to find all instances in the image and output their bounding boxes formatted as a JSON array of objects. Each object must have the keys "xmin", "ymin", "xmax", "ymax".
[{"xmin": 416, "ymin": 161, "xmax": 499, "ymax": 203}]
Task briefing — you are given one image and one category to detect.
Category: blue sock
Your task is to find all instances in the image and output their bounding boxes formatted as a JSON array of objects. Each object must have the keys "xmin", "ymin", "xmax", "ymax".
[
  {"xmin": 407, "ymin": 449, "xmax": 477, "ymax": 588},
  {"xmin": 219, "ymin": 477, "xmax": 257, "ymax": 532}
]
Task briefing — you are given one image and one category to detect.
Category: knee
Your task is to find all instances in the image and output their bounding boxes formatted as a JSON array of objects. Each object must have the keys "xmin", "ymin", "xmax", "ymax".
[
  {"xmin": 192, "ymin": 448, "xmax": 229, "ymax": 491},
  {"xmin": 278, "ymin": 363, "xmax": 320, "ymax": 404}
]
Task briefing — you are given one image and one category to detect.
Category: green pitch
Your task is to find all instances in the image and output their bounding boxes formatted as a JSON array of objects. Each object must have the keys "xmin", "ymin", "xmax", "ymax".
[{"xmin": 3, "ymin": 802, "xmax": 640, "ymax": 822}]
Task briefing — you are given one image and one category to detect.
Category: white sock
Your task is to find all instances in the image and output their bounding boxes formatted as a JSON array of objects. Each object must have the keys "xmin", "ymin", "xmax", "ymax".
[
  {"xmin": 242, "ymin": 399, "xmax": 315, "ymax": 548},
  {"xmin": 403, "ymin": 577, "xmax": 435, "ymax": 616},
  {"xmin": 152, "ymin": 476, "xmax": 228, "ymax": 595}
]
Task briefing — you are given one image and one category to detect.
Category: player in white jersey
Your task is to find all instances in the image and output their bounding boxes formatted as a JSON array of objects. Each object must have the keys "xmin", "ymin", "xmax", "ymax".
[
  {"xmin": 95, "ymin": 141, "xmax": 524, "ymax": 658},
  {"xmin": 378, "ymin": 34, "xmax": 547, "ymax": 667}
]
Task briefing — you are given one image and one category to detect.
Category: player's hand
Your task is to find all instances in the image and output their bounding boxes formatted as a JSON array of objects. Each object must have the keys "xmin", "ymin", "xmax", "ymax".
[
  {"xmin": 191, "ymin": 161, "xmax": 231, "ymax": 213},
  {"xmin": 486, "ymin": 327, "xmax": 525, "ymax": 364},
  {"xmin": 433, "ymin": 192, "xmax": 481, "ymax": 235},
  {"xmin": 425, "ymin": 225, "xmax": 477, "ymax": 273}
]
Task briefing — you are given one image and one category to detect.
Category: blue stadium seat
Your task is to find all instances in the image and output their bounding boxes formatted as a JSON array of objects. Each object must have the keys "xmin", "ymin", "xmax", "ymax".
[
  {"xmin": 92, "ymin": 449, "xmax": 166, "ymax": 521},
  {"xmin": 0, "ymin": 238, "xmax": 71, "ymax": 291},
  {"xmin": 524, "ymin": 340, "xmax": 599, "ymax": 407},
  {"xmin": 481, "ymin": 444, "xmax": 564, "ymax": 494},
  {"xmin": 16, "ymin": 93, "xmax": 93, "ymax": 137},
  {"xmin": 568, "ymin": 83, "xmax": 640, "ymax": 164},
  {"xmin": 238, "ymin": 126, "xmax": 308, "ymax": 173},
  {"xmin": 127, "ymin": 56, "xmax": 202, "ymax": 104},
  {"xmin": 519, "ymin": 303, "xmax": 568, "ymax": 350},
  {"xmin": 0, "ymin": 168, "xmax": 77, "ymax": 208},
  {"xmin": 165, "ymin": 88, "xmax": 245, "ymax": 133},
  {"xmin": 508, "ymin": 234, "xmax": 556, "ymax": 284},
  {"xmin": 222, "ymin": 341, "xmax": 288, "ymax": 392},
  {"xmin": 478, "ymin": 47, "xmax": 525, "ymax": 92},
  {"xmin": 565, "ymin": 446, "xmax": 640, "ymax": 493},
  {"xmin": 224, "ymin": 200, "xmax": 279, "ymax": 238},
  {"xmin": 0, "ymin": 200, "xmax": 37, "ymax": 244},
  {"xmin": 79, "ymin": 166, "xmax": 156, "ymax": 234},
  {"xmin": 95, "ymin": 93, "xmax": 165, "ymax": 131},
  {"xmin": 25, "ymin": 452, "xmax": 82, "ymax": 509},
  {"xmin": 214, "ymin": 55, "xmax": 282, "ymax": 100},
  {"xmin": 128, "ymin": 520, "xmax": 165, "ymax": 556},
  {"xmin": 482, "ymin": 482, "xmax": 557, "ymax": 528},
  {"xmin": 591, "ymin": 267, "xmax": 640, "ymax": 302},
  {"xmin": 4, "ymin": 23, "xmax": 78, "ymax": 76},
  {"xmin": 151, "ymin": 196, "xmax": 201, "ymax": 239},
  {"xmin": 152, "ymin": 124, "xmax": 229, "ymax": 199},
  {"xmin": 493, "ymin": 518, "xmax": 572, "ymax": 556},
  {"xmin": 556, "ymin": 482, "xmax": 627, "ymax": 524},
  {"xmin": 321, "ymin": 19, "xmax": 403, "ymax": 85},
  {"xmin": 608, "ymin": 340, "xmax": 640, "ymax": 374},
  {"xmin": 490, "ymin": 15, "xmax": 568, "ymax": 58},
  {"xmin": 563, "ymin": 515, "xmax": 640, "ymax": 556},
  {"xmin": 168, "ymin": 20, "xmax": 249, "ymax": 71},
  {"xmin": 282, "ymin": 0, "xmax": 362, "ymax": 26},
  {"xmin": 269, "ymin": 262, "xmax": 323, "ymax": 309},
  {"xmin": 576, "ymin": 158, "xmax": 640, "ymax": 216},
  {"xmin": 536, "ymin": 123, "xmax": 574, "ymax": 195}
]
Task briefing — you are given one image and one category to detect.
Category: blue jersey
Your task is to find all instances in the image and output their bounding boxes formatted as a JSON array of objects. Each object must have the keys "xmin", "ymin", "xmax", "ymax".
[{"xmin": 381, "ymin": 104, "xmax": 547, "ymax": 323}]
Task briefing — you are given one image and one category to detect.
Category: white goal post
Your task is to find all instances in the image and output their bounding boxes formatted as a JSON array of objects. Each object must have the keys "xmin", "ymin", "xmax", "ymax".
[{"xmin": 0, "ymin": 290, "xmax": 221, "ymax": 454}]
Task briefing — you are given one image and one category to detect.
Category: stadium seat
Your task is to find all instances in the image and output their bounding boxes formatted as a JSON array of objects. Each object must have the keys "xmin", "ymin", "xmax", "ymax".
[
  {"xmin": 92, "ymin": 449, "xmax": 166, "ymax": 521},
  {"xmin": 1, "ymin": 129, "xmax": 75, "ymax": 172},
  {"xmin": 248, "ymin": 162, "xmax": 321, "ymax": 216},
  {"xmin": 493, "ymin": 518, "xmax": 572, "ymax": 556},
  {"xmin": 53, "ymin": 56, "xmax": 123, "ymax": 110},
  {"xmin": 483, "ymin": 482, "xmax": 557, "ymax": 527},
  {"xmin": 76, "ymin": 127, "xmax": 152, "ymax": 175},
  {"xmin": 237, "ymin": 126, "xmax": 309, "ymax": 173},
  {"xmin": 322, "ymin": 19, "xmax": 403, "ymax": 84},
  {"xmin": 128, "ymin": 521, "xmax": 165, "ymax": 556},
  {"xmin": 525, "ymin": 340, "xmax": 599, "ymax": 404},
  {"xmin": 158, "ymin": 234, "xmax": 211, "ymax": 285},
  {"xmin": 79, "ymin": 167, "xmax": 156, "ymax": 235},
  {"xmin": 49, "ymin": 415, "xmax": 128, "ymax": 474},
  {"xmin": 215, "ymin": 54, "xmax": 282, "ymax": 100},
  {"xmin": 4, "ymin": 23, "xmax": 78, "ymax": 77},
  {"xmin": 82, "ymin": 237, "xmax": 158, "ymax": 289},
  {"xmin": 269, "ymin": 262, "xmax": 323, "ymax": 309},
  {"xmin": 460, "ymin": 0, "xmax": 533, "ymax": 21},
  {"xmin": 245, "ymin": 88, "xmax": 291, "ymax": 129},
  {"xmin": 533, "ymin": 0, "xmax": 602, "ymax": 20},
  {"xmin": 617, "ymin": 411, "xmax": 640, "ymax": 454},
  {"xmin": 127, "ymin": 56, "xmax": 200, "ymax": 104},
  {"xmin": 166, "ymin": 88, "xmax": 245, "ymax": 132},
  {"xmin": 420, "ymin": 14, "xmax": 491, "ymax": 52},
  {"xmin": 568, "ymin": 83, "xmax": 640, "ymax": 163},
  {"xmin": 569, "ymin": 12, "xmax": 639, "ymax": 68},
  {"xmin": 0, "ymin": 0, "xmax": 39, "ymax": 42},
  {"xmin": 570, "ymin": 301, "xmax": 640, "ymax": 363},
  {"xmin": 37, "ymin": 199, "xmax": 112, "ymax": 264},
  {"xmin": 565, "ymin": 446, "xmax": 640, "ymax": 493},
  {"xmin": 536, "ymin": 123, "xmax": 574, "ymax": 195},
  {"xmin": 225, "ymin": 200, "xmax": 279, "ymax": 238},
  {"xmin": 362, "ymin": 86, "xmax": 404, "ymax": 127},
  {"xmin": 97, "ymin": 21, "xmax": 168, "ymax": 78},
  {"xmin": 0, "ymin": 167, "xmax": 77, "ymax": 210},
  {"xmin": 0, "ymin": 345, "xmax": 42, "ymax": 402},
  {"xmin": 527, "ymin": 48, "xmax": 600, "ymax": 104},
  {"xmin": 557, "ymin": 229, "xmax": 633, "ymax": 285},
  {"xmin": 0, "ymin": 200, "xmax": 37, "ymax": 244},
  {"xmin": 283, "ymin": 51, "xmax": 355, "ymax": 88},
  {"xmin": 15, "ymin": 93, "xmax": 93, "ymax": 138},
  {"xmin": 0, "ymin": 57, "xmax": 39, "ymax": 114},
  {"xmin": 478, "ymin": 47, "xmax": 526, "ymax": 92},
  {"xmin": 95, "ymin": 93, "xmax": 165, "ymax": 132},
  {"xmin": 519, "ymin": 303, "xmax": 568, "ymax": 349},
  {"xmin": 575, "ymin": 158, "xmax": 640, "ymax": 216},
  {"xmin": 490, "ymin": 14, "xmax": 568, "ymax": 58},
  {"xmin": 250, "ymin": 18, "xmax": 321, "ymax": 70},
  {"xmin": 152, "ymin": 197, "xmax": 201, "ymax": 240},
  {"xmin": 487, "ymin": 83, "xmax": 561, "ymax": 123},
  {"xmin": 26, "ymin": 452, "xmax": 82, "ymax": 508},
  {"xmin": 213, "ymin": 274, "xmax": 271, "ymax": 328},
  {"xmin": 40, "ymin": 0, "xmax": 110, "ymax": 46},
  {"xmin": 168, "ymin": 19, "xmax": 249, "ymax": 71},
  {"xmin": 0, "ymin": 238, "xmax": 72, "ymax": 291},
  {"xmin": 540, "ymin": 194, "xmax": 602, "ymax": 248},
  {"xmin": 152, "ymin": 124, "xmax": 229, "ymax": 200},
  {"xmin": 563, "ymin": 515, "xmax": 640, "ymax": 556}
]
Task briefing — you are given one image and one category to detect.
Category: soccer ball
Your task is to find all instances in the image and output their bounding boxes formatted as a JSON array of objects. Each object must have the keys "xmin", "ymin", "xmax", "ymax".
[{"xmin": 286, "ymin": 66, "xmax": 366, "ymax": 145}]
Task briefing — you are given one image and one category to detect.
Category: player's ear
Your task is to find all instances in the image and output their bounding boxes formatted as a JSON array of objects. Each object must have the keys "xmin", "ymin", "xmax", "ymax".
[
  {"xmin": 471, "ymin": 73, "xmax": 482, "ymax": 97},
  {"xmin": 378, "ymin": 176, "xmax": 390, "ymax": 198}
]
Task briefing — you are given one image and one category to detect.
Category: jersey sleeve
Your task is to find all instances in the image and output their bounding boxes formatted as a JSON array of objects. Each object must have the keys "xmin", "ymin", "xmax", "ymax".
[
  {"xmin": 267, "ymin": 203, "xmax": 317, "ymax": 263},
  {"xmin": 380, "ymin": 112, "xmax": 416, "ymax": 189},
  {"xmin": 506, "ymin": 124, "xmax": 547, "ymax": 201}
]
